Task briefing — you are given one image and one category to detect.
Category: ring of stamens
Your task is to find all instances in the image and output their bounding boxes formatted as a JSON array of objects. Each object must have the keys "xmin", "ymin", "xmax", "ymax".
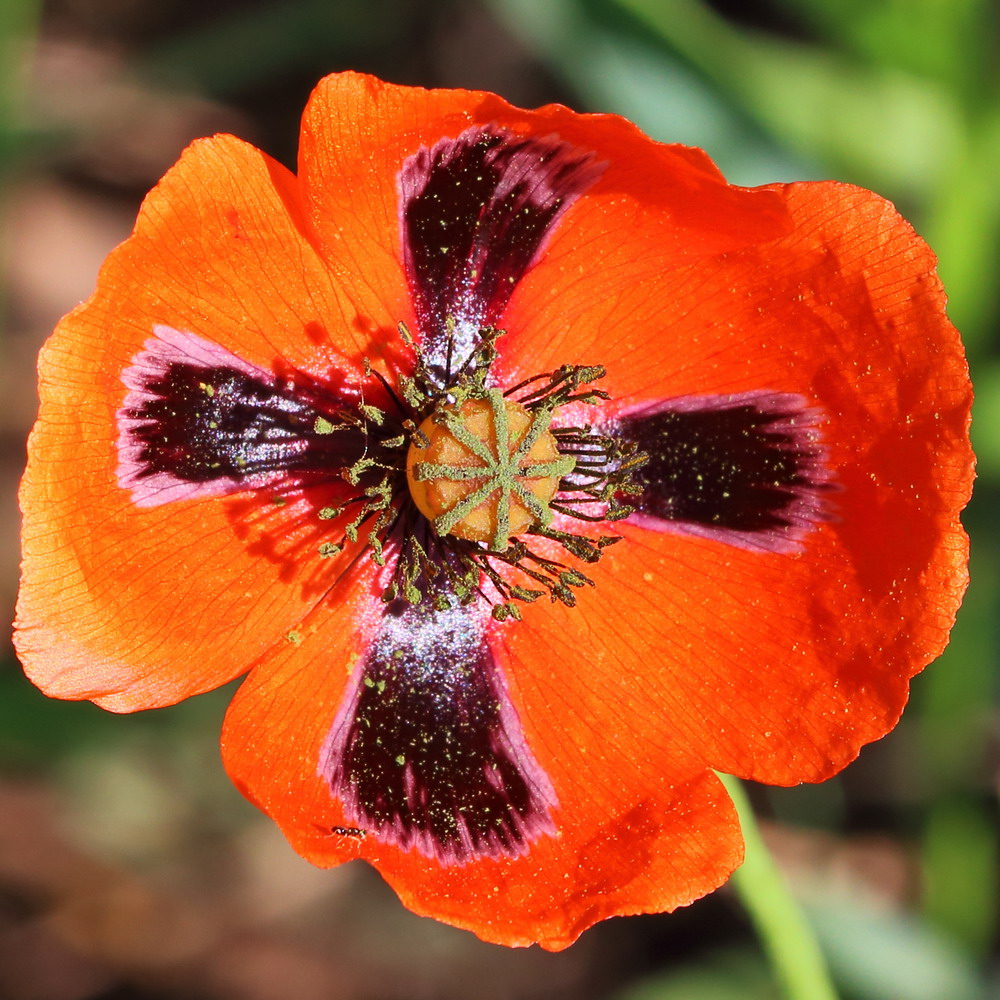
[
  {"xmin": 406, "ymin": 390, "xmax": 576, "ymax": 551},
  {"xmin": 314, "ymin": 327, "xmax": 646, "ymax": 619}
]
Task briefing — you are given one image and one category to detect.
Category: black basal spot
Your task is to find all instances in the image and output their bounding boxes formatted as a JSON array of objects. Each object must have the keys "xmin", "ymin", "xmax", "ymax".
[
  {"xmin": 399, "ymin": 126, "xmax": 605, "ymax": 384},
  {"xmin": 117, "ymin": 326, "xmax": 366, "ymax": 506},
  {"xmin": 321, "ymin": 598, "xmax": 557, "ymax": 864},
  {"xmin": 618, "ymin": 391, "xmax": 835, "ymax": 552}
]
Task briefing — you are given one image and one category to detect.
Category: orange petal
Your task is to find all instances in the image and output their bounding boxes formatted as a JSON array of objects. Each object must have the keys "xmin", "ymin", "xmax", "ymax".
[
  {"xmin": 15, "ymin": 135, "xmax": 370, "ymax": 710},
  {"xmin": 505, "ymin": 183, "xmax": 971, "ymax": 784},
  {"xmin": 221, "ymin": 571, "xmax": 741, "ymax": 949},
  {"xmin": 497, "ymin": 181, "xmax": 967, "ymax": 410},
  {"xmin": 297, "ymin": 72, "xmax": 792, "ymax": 370}
]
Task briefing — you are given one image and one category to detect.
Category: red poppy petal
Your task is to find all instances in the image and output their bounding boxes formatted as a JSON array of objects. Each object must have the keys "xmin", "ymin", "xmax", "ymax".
[
  {"xmin": 15, "ymin": 135, "xmax": 367, "ymax": 711},
  {"xmin": 496, "ymin": 181, "xmax": 966, "ymax": 411},
  {"xmin": 221, "ymin": 569, "xmax": 741, "ymax": 949},
  {"xmin": 504, "ymin": 183, "xmax": 971, "ymax": 785},
  {"xmin": 296, "ymin": 73, "xmax": 792, "ymax": 367}
]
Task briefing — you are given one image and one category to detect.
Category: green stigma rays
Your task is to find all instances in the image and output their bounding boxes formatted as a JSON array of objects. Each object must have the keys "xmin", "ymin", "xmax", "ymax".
[{"xmin": 407, "ymin": 390, "xmax": 577, "ymax": 552}]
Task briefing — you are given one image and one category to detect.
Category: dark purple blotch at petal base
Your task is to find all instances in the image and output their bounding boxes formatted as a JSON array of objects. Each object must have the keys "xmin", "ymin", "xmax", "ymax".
[
  {"xmin": 117, "ymin": 326, "xmax": 366, "ymax": 506},
  {"xmin": 320, "ymin": 598, "xmax": 557, "ymax": 865},
  {"xmin": 399, "ymin": 126, "xmax": 604, "ymax": 383},
  {"xmin": 617, "ymin": 391, "xmax": 835, "ymax": 553}
]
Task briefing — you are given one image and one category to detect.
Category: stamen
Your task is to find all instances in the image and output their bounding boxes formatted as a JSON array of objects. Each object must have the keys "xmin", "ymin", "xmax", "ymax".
[{"xmin": 292, "ymin": 327, "xmax": 646, "ymax": 621}]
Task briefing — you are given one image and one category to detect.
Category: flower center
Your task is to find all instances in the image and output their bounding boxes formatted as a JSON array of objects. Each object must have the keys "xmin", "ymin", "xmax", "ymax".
[
  {"xmin": 405, "ymin": 390, "xmax": 575, "ymax": 551},
  {"xmin": 330, "ymin": 330, "xmax": 645, "ymax": 619}
]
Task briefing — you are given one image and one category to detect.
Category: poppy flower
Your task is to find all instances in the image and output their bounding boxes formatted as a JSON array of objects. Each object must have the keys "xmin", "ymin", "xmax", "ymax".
[{"xmin": 15, "ymin": 71, "xmax": 972, "ymax": 950}]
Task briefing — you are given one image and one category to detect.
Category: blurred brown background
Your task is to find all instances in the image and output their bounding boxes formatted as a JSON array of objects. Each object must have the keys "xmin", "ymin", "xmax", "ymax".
[{"xmin": 2, "ymin": 1, "xmax": 997, "ymax": 999}]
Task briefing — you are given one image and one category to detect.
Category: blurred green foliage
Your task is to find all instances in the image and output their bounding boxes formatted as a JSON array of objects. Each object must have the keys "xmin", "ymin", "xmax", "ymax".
[{"xmin": 0, "ymin": 0, "xmax": 39, "ymax": 158}]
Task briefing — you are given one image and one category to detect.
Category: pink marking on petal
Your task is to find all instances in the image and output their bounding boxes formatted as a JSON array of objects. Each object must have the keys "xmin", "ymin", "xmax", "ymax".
[{"xmin": 116, "ymin": 326, "xmax": 276, "ymax": 507}]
